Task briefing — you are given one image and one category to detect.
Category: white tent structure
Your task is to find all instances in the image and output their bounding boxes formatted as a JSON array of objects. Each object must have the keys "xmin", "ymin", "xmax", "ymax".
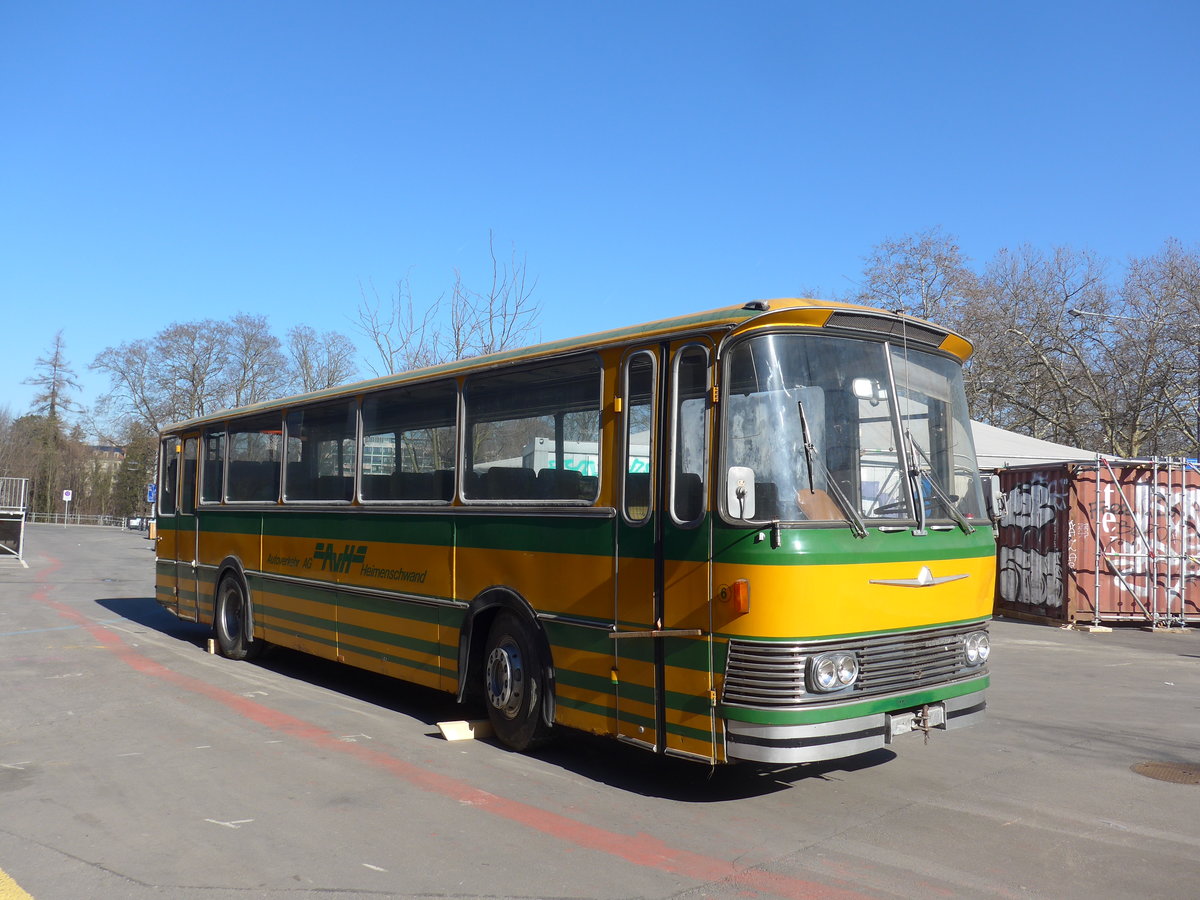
[{"xmin": 971, "ymin": 420, "xmax": 1100, "ymax": 470}]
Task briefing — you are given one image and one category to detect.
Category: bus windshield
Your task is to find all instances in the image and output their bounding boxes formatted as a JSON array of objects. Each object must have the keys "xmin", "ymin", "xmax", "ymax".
[{"xmin": 722, "ymin": 332, "xmax": 985, "ymax": 528}]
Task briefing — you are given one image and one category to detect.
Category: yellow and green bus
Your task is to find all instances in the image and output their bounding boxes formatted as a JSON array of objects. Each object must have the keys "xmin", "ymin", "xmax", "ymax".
[{"xmin": 155, "ymin": 299, "xmax": 994, "ymax": 764}]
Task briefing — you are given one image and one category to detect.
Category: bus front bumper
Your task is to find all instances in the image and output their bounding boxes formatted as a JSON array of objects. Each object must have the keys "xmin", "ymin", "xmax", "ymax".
[{"xmin": 723, "ymin": 690, "xmax": 986, "ymax": 765}]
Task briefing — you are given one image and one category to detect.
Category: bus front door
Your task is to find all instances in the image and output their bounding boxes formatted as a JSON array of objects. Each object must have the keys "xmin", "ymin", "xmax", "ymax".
[
  {"xmin": 154, "ymin": 437, "xmax": 181, "ymax": 616},
  {"xmin": 614, "ymin": 342, "xmax": 716, "ymax": 762},
  {"xmin": 177, "ymin": 434, "xmax": 200, "ymax": 621}
]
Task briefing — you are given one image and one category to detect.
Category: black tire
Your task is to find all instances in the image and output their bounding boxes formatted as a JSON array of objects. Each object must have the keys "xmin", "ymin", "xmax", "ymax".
[
  {"xmin": 483, "ymin": 611, "xmax": 552, "ymax": 751},
  {"xmin": 214, "ymin": 575, "xmax": 263, "ymax": 661}
]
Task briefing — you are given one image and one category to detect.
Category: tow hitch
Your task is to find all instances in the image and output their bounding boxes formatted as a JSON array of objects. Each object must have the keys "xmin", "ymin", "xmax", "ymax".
[{"xmin": 885, "ymin": 703, "xmax": 947, "ymax": 745}]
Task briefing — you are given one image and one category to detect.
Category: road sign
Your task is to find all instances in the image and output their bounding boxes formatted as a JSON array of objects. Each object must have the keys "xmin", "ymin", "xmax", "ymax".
[
  {"xmin": 146, "ymin": 483, "xmax": 157, "ymax": 504},
  {"xmin": 62, "ymin": 490, "xmax": 73, "ymax": 502}
]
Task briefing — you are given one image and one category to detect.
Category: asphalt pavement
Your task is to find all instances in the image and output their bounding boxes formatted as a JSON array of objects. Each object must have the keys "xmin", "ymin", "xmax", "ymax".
[{"xmin": 1, "ymin": 524, "xmax": 1198, "ymax": 900}]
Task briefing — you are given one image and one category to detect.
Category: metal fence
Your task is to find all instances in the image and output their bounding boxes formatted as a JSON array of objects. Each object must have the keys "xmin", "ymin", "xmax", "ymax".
[
  {"xmin": 0, "ymin": 476, "xmax": 27, "ymax": 512},
  {"xmin": 26, "ymin": 513, "xmax": 129, "ymax": 528},
  {"xmin": 1, "ymin": 477, "xmax": 29, "ymax": 560}
]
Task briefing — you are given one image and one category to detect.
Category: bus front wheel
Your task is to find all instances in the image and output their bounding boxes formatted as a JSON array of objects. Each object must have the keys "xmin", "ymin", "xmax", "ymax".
[
  {"xmin": 214, "ymin": 575, "xmax": 263, "ymax": 661},
  {"xmin": 483, "ymin": 612, "xmax": 551, "ymax": 751}
]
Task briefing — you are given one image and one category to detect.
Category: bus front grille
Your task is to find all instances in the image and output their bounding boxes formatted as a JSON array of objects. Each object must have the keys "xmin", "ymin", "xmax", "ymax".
[{"xmin": 721, "ymin": 622, "xmax": 987, "ymax": 709}]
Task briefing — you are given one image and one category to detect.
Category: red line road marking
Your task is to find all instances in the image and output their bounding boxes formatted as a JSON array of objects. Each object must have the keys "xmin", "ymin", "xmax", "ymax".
[{"xmin": 32, "ymin": 558, "xmax": 869, "ymax": 900}]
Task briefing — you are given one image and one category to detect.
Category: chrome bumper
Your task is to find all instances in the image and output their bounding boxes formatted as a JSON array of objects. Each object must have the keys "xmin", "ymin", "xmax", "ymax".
[{"xmin": 724, "ymin": 691, "xmax": 986, "ymax": 764}]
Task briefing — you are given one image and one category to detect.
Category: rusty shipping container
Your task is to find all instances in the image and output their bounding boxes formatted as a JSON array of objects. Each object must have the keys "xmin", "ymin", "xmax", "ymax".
[{"xmin": 995, "ymin": 460, "xmax": 1200, "ymax": 626}]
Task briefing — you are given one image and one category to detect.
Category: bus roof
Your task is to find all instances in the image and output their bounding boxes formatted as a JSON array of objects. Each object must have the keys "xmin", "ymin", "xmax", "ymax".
[{"xmin": 162, "ymin": 298, "xmax": 971, "ymax": 433}]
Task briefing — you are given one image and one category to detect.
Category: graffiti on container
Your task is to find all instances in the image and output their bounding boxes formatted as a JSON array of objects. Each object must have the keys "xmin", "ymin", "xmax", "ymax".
[
  {"xmin": 1103, "ymin": 483, "xmax": 1200, "ymax": 612},
  {"xmin": 999, "ymin": 475, "xmax": 1069, "ymax": 530},
  {"xmin": 999, "ymin": 546, "xmax": 1064, "ymax": 608},
  {"xmin": 1096, "ymin": 482, "xmax": 1200, "ymax": 536},
  {"xmin": 997, "ymin": 472, "xmax": 1070, "ymax": 609}
]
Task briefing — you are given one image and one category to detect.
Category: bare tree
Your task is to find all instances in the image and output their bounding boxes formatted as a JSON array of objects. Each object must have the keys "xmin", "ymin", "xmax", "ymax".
[
  {"xmin": 92, "ymin": 320, "xmax": 229, "ymax": 433},
  {"xmin": 91, "ymin": 338, "xmax": 171, "ymax": 434},
  {"xmin": 25, "ymin": 330, "xmax": 81, "ymax": 421},
  {"xmin": 453, "ymin": 233, "xmax": 540, "ymax": 358},
  {"xmin": 356, "ymin": 232, "xmax": 540, "ymax": 376},
  {"xmin": 287, "ymin": 325, "xmax": 359, "ymax": 393},
  {"xmin": 860, "ymin": 235, "xmax": 1200, "ymax": 458},
  {"xmin": 965, "ymin": 245, "xmax": 1115, "ymax": 448},
  {"xmin": 851, "ymin": 227, "xmax": 980, "ymax": 326},
  {"xmin": 158, "ymin": 319, "xmax": 232, "ymax": 420},
  {"xmin": 224, "ymin": 313, "xmax": 289, "ymax": 407},
  {"xmin": 94, "ymin": 315, "xmax": 361, "ymax": 435},
  {"xmin": 356, "ymin": 274, "xmax": 443, "ymax": 377},
  {"xmin": 0, "ymin": 406, "xmax": 17, "ymax": 476},
  {"xmin": 1116, "ymin": 240, "xmax": 1200, "ymax": 455}
]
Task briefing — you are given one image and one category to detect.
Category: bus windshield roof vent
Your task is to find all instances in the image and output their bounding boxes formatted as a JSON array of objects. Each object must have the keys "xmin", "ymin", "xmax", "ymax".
[
  {"xmin": 742, "ymin": 300, "xmax": 770, "ymax": 311},
  {"xmin": 824, "ymin": 311, "xmax": 945, "ymax": 347}
]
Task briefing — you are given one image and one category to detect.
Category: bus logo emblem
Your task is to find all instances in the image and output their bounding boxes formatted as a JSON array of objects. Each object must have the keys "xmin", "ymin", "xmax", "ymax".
[
  {"xmin": 870, "ymin": 567, "xmax": 970, "ymax": 588},
  {"xmin": 314, "ymin": 543, "xmax": 367, "ymax": 573}
]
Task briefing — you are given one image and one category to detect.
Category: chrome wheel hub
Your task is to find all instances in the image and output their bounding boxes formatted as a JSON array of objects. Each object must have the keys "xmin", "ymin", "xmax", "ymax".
[{"xmin": 486, "ymin": 637, "xmax": 525, "ymax": 719}]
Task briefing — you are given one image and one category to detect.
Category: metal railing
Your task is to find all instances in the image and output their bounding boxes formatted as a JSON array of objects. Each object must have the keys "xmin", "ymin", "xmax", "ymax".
[
  {"xmin": 1087, "ymin": 457, "xmax": 1198, "ymax": 628},
  {"xmin": 0, "ymin": 477, "xmax": 27, "ymax": 513},
  {"xmin": 26, "ymin": 513, "xmax": 128, "ymax": 528}
]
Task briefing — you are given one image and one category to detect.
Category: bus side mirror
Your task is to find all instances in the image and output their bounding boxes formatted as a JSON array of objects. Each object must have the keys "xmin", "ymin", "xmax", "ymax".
[
  {"xmin": 983, "ymin": 474, "xmax": 1006, "ymax": 523},
  {"xmin": 727, "ymin": 466, "xmax": 756, "ymax": 520}
]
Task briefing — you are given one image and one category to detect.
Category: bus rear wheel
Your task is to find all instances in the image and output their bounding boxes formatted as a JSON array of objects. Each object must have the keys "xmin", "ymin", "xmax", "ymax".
[
  {"xmin": 483, "ymin": 612, "xmax": 552, "ymax": 751},
  {"xmin": 214, "ymin": 575, "xmax": 263, "ymax": 661}
]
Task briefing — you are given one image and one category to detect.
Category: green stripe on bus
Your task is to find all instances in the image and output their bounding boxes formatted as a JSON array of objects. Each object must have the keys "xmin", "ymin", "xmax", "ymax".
[
  {"xmin": 720, "ymin": 676, "xmax": 988, "ymax": 725},
  {"xmin": 342, "ymin": 642, "xmax": 455, "ymax": 679},
  {"xmin": 268, "ymin": 621, "xmax": 338, "ymax": 651},
  {"xmin": 262, "ymin": 615, "xmax": 455, "ymax": 681},
  {"xmin": 712, "ymin": 522, "xmax": 996, "ymax": 566},
  {"xmin": 338, "ymin": 620, "xmax": 443, "ymax": 659},
  {"xmin": 666, "ymin": 721, "xmax": 716, "ymax": 744},
  {"xmin": 339, "ymin": 591, "xmax": 441, "ymax": 625},
  {"xmin": 175, "ymin": 508, "xmax": 994, "ymax": 570},
  {"xmin": 665, "ymin": 688, "xmax": 713, "ymax": 718},
  {"xmin": 256, "ymin": 598, "xmax": 445, "ymax": 661},
  {"xmin": 555, "ymin": 693, "xmax": 618, "ymax": 722},
  {"xmin": 195, "ymin": 510, "xmax": 614, "ymax": 558},
  {"xmin": 611, "ymin": 636, "xmax": 713, "ymax": 670},
  {"xmin": 556, "ymin": 667, "xmax": 619, "ymax": 697},
  {"xmin": 542, "ymin": 620, "xmax": 613, "ymax": 654},
  {"xmin": 257, "ymin": 603, "xmax": 336, "ymax": 635},
  {"xmin": 456, "ymin": 517, "xmax": 613, "ymax": 554},
  {"xmin": 664, "ymin": 636, "xmax": 711, "ymax": 670},
  {"xmin": 248, "ymin": 574, "xmax": 337, "ymax": 605}
]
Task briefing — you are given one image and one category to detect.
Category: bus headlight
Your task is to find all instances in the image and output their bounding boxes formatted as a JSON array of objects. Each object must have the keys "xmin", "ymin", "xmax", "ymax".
[
  {"xmin": 808, "ymin": 651, "xmax": 859, "ymax": 692},
  {"xmin": 963, "ymin": 630, "xmax": 990, "ymax": 666}
]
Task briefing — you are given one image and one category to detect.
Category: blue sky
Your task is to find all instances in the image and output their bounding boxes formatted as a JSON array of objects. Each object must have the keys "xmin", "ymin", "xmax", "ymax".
[{"xmin": 2, "ymin": 1, "xmax": 1197, "ymax": 430}]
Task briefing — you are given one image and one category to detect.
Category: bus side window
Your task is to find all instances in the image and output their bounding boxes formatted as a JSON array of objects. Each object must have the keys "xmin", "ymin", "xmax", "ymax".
[
  {"xmin": 671, "ymin": 345, "xmax": 710, "ymax": 527},
  {"xmin": 284, "ymin": 400, "xmax": 357, "ymax": 503},
  {"xmin": 159, "ymin": 438, "xmax": 179, "ymax": 516},
  {"xmin": 201, "ymin": 430, "xmax": 225, "ymax": 503},
  {"xmin": 181, "ymin": 437, "xmax": 198, "ymax": 515},
  {"xmin": 622, "ymin": 351, "xmax": 656, "ymax": 523},
  {"xmin": 360, "ymin": 380, "xmax": 457, "ymax": 503},
  {"xmin": 463, "ymin": 356, "xmax": 602, "ymax": 504},
  {"xmin": 225, "ymin": 416, "xmax": 283, "ymax": 502}
]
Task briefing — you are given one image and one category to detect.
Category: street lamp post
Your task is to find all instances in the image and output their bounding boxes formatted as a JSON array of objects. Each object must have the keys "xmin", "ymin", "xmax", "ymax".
[{"xmin": 1067, "ymin": 307, "xmax": 1200, "ymax": 460}]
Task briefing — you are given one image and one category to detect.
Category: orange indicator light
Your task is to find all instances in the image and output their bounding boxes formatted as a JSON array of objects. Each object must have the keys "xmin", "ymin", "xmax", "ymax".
[{"xmin": 722, "ymin": 579, "xmax": 750, "ymax": 615}]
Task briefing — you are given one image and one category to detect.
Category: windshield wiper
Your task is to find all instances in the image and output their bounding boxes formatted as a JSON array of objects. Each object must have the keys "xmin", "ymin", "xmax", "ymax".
[
  {"xmin": 904, "ymin": 430, "xmax": 975, "ymax": 534},
  {"xmin": 797, "ymin": 401, "xmax": 868, "ymax": 539}
]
